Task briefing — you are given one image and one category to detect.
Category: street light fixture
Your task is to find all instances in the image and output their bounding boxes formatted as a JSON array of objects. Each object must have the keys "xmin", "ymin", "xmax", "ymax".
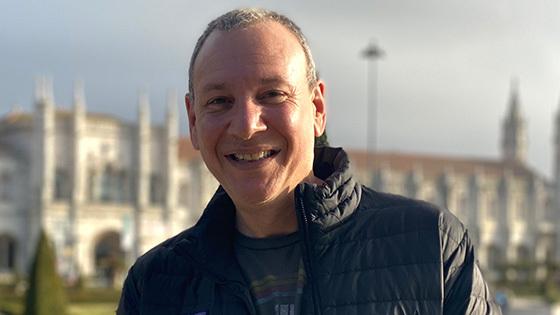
[{"xmin": 362, "ymin": 41, "xmax": 384, "ymax": 156}]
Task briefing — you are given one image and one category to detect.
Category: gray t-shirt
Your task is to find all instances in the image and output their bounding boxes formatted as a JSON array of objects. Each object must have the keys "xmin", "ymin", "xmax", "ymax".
[{"xmin": 234, "ymin": 231, "xmax": 306, "ymax": 315}]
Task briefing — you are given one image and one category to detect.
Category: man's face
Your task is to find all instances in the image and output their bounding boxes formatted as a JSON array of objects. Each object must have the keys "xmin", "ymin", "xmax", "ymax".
[{"xmin": 186, "ymin": 21, "xmax": 326, "ymax": 211}]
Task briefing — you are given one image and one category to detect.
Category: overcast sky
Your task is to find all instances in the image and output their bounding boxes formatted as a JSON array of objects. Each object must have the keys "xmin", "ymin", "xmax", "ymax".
[{"xmin": 1, "ymin": 0, "xmax": 558, "ymax": 178}]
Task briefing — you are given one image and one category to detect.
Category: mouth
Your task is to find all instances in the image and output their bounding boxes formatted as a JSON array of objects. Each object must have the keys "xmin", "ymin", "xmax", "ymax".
[{"xmin": 226, "ymin": 150, "xmax": 279, "ymax": 162}]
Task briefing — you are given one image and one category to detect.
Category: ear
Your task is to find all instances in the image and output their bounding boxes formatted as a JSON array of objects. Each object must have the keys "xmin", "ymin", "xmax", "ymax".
[
  {"xmin": 311, "ymin": 80, "xmax": 327, "ymax": 137},
  {"xmin": 185, "ymin": 93, "xmax": 200, "ymax": 150}
]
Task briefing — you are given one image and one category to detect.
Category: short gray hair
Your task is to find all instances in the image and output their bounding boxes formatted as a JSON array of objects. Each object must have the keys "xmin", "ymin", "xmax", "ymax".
[{"xmin": 188, "ymin": 8, "xmax": 318, "ymax": 100}]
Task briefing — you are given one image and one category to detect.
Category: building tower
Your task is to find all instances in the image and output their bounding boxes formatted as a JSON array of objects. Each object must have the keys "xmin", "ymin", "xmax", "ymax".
[
  {"xmin": 30, "ymin": 76, "xmax": 55, "ymax": 264},
  {"xmin": 134, "ymin": 92, "xmax": 151, "ymax": 259},
  {"xmin": 501, "ymin": 80, "xmax": 528, "ymax": 164},
  {"xmin": 68, "ymin": 80, "xmax": 86, "ymax": 279},
  {"xmin": 554, "ymin": 96, "xmax": 560, "ymax": 211},
  {"xmin": 163, "ymin": 90, "xmax": 178, "ymax": 235}
]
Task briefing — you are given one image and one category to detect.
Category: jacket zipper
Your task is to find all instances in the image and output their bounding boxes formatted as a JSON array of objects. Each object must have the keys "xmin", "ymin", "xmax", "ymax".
[
  {"xmin": 225, "ymin": 282, "xmax": 257, "ymax": 315},
  {"xmin": 297, "ymin": 191, "xmax": 322, "ymax": 315},
  {"xmin": 179, "ymin": 242, "xmax": 257, "ymax": 315}
]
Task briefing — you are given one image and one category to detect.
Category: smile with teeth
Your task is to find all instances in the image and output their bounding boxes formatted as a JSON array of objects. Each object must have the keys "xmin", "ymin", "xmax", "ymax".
[{"xmin": 228, "ymin": 150, "xmax": 277, "ymax": 162}]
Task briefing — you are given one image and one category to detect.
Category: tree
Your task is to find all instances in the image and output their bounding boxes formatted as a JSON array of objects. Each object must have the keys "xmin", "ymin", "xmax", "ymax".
[{"xmin": 24, "ymin": 230, "xmax": 67, "ymax": 315}]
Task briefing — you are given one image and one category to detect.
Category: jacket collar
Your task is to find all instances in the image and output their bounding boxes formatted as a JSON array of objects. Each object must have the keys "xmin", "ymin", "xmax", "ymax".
[
  {"xmin": 172, "ymin": 146, "xmax": 362, "ymax": 280},
  {"xmin": 303, "ymin": 146, "xmax": 362, "ymax": 231},
  {"xmin": 173, "ymin": 188, "xmax": 246, "ymax": 284}
]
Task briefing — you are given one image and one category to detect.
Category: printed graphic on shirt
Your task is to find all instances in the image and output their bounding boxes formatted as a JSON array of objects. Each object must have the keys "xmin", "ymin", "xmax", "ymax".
[
  {"xmin": 248, "ymin": 262, "xmax": 305, "ymax": 310},
  {"xmin": 235, "ymin": 231, "xmax": 306, "ymax": 315},
  {"xmin": 275, "ymin": 304, "xmax": 295, "ymax": 315}
]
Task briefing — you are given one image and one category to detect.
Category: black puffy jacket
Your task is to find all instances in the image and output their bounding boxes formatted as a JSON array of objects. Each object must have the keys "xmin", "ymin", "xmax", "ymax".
[{"xmin": 117, "ymin": 147, "xmax": 501, "ymax": 314}]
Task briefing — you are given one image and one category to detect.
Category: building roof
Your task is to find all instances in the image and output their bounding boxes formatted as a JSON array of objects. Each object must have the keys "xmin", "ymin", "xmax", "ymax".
[
  {"xmin": 0, "ymin": 111, "xmax": 33, "ymax": 131},
  {"xmin": 0, "ymin": 109, "xmax": 124, "ymax": 129},
  {"xmin": 178, "ymin": 138, "xmax": 201, "ymax": 162},
  {"xmin": 0, "ymin": 109, "xmax": 164, "ymax": 132},
  {"xmin": 0, "ymin": 111, "xmax": 547, "ymax": 182},
  {"xmin": 346, "ymin": 149, "xmax": 543, "ymax": 181}
]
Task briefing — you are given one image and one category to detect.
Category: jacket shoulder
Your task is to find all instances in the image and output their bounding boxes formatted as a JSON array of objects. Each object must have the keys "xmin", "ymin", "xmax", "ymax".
[
  {"xmin": 358, "ymin": 186, "xmax": 472, "ymax": 267},
  {"xmin": 357, "ymin": 186, "xmax": 465, "ymax": 236},
  {"xmin": 117, "ymin": 228, "xmax": 199, "ymax": 314},
  {"xmin": 122, "ymin": 227, "xmax": 199, "ymax": 293},
  {"xmin": 133, "ymin": 227, "xmax": 198, "ymax": 275}
]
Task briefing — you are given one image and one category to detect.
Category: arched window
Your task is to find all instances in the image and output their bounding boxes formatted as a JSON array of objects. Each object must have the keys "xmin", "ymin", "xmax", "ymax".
[
  {"xmin": 486, "ymin": 194, "xmax": 498, "ymax": 221},
  {"xmin": 95, "ymin": 165, "xmax": 129, "ymax": 203},
  {"xmin": 517, "ymin": 245, "xmax": 531, "ymax": 262},
  {"xmin": 0, "ymin": 171, "xmax": 13, "ymax": 201},
  {"xmin": 487, "ymin": 245, "xmax": 503, "ymax": 270},
  {"xmin": 87, "ymin": 169, "xmax": 97, "ymax": 201},
  {"xmin": 54, "ymin": 168, "xmax": 70, "ymax": 200},
  {"xmin": 149, "ymin": 173, "xmax": 163, "ymax": 205},
  {"xmin": 454, "ymin": 193, "xmax": 468, "ymax": 224},
  {"xmin": 0, "ymin": 234, "xmax": 16, "ymax": 272},
  {"xmin": 117, "ymin": 170, "xmax": 130, "ymax": 202},
  {"xmin": 100, "ymin": 165, "xmax": 115, "ymax": 202},
  {"xmin": 94, "ymin": 231, "xmax": 125, "ymax": 287}
]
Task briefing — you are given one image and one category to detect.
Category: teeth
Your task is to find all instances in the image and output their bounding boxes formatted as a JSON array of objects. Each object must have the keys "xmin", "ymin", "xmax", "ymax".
[{"xmin": 233, "ymin": 150, "xmax": 274, "ymax": 161}]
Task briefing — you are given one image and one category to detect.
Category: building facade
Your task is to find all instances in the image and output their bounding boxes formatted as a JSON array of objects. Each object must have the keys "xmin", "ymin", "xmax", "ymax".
[
  {"xmin": 0, "ymin": 79, "xmax": 218, "ymax": 285},
  {"xmin": 346, "ymin": 85, "xmax": 556, "ymax": 282},
  {"xmin": 0, "ymin": 79, "xmax": 557, "ymax": 285}
]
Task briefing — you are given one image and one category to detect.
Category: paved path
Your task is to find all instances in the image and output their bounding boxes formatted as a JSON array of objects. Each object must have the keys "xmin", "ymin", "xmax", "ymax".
[{"xmin": 508, "ymin": 297, "xmax": 551, "ymax": 315}]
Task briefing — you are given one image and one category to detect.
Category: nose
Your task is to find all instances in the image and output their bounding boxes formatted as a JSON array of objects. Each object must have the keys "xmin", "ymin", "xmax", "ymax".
[{"xmin": 228, "ymin": 97, "xmax": 267, "ymax": 140}]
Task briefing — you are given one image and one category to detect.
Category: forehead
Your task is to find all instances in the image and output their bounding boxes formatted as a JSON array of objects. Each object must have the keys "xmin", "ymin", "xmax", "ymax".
[{"xmin": 192, "ymin": 21, "xmax": 307, "ymax": 90}]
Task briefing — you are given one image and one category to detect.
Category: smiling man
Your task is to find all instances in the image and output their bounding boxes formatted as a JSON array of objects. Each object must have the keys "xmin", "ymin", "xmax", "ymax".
[{"xmin": 117, "ymin": 8, "xmax": 501, "ymax": 315}]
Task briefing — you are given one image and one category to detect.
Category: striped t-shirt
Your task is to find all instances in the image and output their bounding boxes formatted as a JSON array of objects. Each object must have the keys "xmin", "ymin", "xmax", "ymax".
[{"xmin": 235, "ymin": 231, "xmax": 306, "ymax": 315}]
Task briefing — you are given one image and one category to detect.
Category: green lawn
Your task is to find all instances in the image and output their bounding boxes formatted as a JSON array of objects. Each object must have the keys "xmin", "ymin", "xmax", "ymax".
[
  {"xmin": 69, "ymin": 303, "xmax": 117, "ymax": 315},
  {"xmin": 0, "ymin": 301, "xmax": 117, "ymax": 315},
  {"xmin": 0, "ymin": 287, "xmax": 119, "ymax": 315}
]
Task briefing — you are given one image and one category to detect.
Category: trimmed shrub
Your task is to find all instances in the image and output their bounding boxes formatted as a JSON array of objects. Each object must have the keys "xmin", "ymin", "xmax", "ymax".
[{"xmin": 23, "ymin": 230, "xmax": 67, "ymax": 315}]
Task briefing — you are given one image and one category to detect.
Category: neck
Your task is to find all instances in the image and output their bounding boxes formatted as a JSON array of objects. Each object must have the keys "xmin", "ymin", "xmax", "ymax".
[
  {"xmin": 234, "ymin": 174, "xmax": 324, "ymax": 238},
  {"xmin": 235, "ymin": 195, "xmax": 298, "ymax": 238}
]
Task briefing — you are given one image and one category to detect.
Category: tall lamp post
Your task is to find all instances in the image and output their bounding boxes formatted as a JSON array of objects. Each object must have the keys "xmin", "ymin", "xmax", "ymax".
[{"xmin": 362, "ymin": 41, "xmax": 384, "ymax": 155}]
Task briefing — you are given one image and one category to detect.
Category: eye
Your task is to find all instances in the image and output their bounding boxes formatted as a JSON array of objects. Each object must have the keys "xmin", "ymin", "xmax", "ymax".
[
  {"xmin": 207, "ymin": 97, "xmax": 229, "ymax": 105},
  {"xmin": 258, "ymin": 90, "xmax": 288, "ymax": 104},
  {"xmin": 204, "ymin": 96, "xmax": 233, "ymax": 111}
]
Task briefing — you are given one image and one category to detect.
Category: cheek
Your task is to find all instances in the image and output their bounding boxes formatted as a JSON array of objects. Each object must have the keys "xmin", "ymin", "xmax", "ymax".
[
  {"xmin": 195, "ymin": 118, "xmax": 222, "ymax": 150},
  {"xmin": 292, "ymin": 106, "xmax": 316, "ymax": 133},
  {"xmin": 275, "ymin": 103, "xmax": 313, "ymax": 129}
]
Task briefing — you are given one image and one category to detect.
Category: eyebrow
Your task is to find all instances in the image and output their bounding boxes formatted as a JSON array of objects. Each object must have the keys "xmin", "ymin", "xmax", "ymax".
[
  {"xmin": 260, "ymin": 76, "xmax": 287, "ymax": 85},
  {"xmin": 200, "ymin": 76, "xmax": 290, "ymax": 93},
  {"xmin": 201, "ymin": 83, "xmax": 226, "ymax": 93}
]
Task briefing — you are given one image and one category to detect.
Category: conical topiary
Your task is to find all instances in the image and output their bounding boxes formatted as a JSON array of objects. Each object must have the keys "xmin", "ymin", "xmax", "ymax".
[{"xmin": 24, "ymin": 230, "xmax": 67, "ymax": 315}]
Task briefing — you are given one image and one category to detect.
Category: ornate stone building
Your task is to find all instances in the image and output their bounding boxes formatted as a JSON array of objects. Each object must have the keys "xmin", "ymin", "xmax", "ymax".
[
  {"xmin": 0, "ymin": 79, "xmax": 556, "ymax": 285},
  {"xmin": 346, "ymin": 85, "xmax": 555, "ymax": 281},
  {"xmin": 0, "ymin": 78, "xmax": 218, "ymax": 285}
]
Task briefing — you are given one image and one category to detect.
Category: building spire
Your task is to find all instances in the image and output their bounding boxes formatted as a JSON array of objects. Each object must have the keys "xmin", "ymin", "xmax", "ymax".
[
  {"xmin": 501, "ymin": 78, "xmax": 527, "ymax": 164},
  {"xmin": 136, "ymin": 90, "xmax": 148, "ymax": 118},
  {"xmin": 73, "ymin": 79, "xmax": 86, "ymax": 110},
  {"xmin": 35, "ymin": 76, "xmax": 54, "ymax": 105},
  {"xmin": 508, "ymin": 77, "xmax": 520, "ymax": 119},
  {"xmin": 557, "ymin": 93, "xmax": 560, "ymax": 125},
  {"xmin": 553, "ymin": 91, "xmax": 560, "ymax": 210}
]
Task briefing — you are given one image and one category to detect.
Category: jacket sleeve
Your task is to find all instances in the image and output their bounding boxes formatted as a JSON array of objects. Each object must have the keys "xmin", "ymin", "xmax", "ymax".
[
  {"xmin": 116, "ymin": 264, "xmax": 142, "ymax": 315},
  {"xmin": 439, "ymin": 211, "xmax": 502, "ymax": 315}
]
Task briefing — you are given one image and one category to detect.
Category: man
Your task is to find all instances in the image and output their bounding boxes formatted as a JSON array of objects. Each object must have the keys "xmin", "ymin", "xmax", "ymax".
[{"xmin": 118, "ymin": 8, "xmax": 501, "ymax": 315}]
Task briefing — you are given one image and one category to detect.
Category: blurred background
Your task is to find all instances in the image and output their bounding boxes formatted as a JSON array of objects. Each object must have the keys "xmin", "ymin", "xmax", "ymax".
[{"xmin": 0, "ymin": 0, "xmax": 558, "ymax": 314}]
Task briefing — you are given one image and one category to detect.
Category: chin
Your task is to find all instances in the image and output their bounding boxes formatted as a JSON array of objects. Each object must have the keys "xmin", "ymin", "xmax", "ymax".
[{"xmin": 230, "ymin": 187, "xmax": 284, "ymax": 208}]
